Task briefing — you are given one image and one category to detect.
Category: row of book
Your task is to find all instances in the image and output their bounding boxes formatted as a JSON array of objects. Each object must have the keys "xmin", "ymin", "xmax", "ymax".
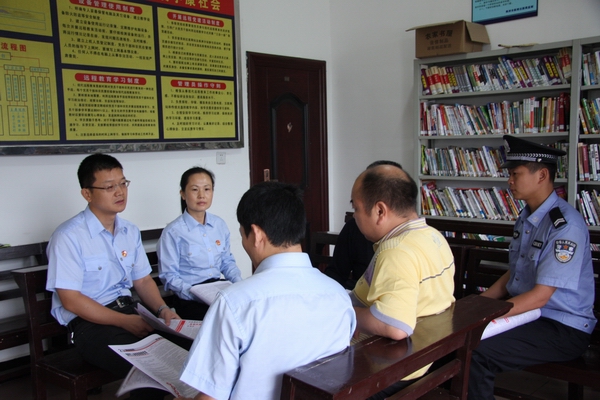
[
  {"xmin": 420, "ymin": 49, "xmax": 572, "ymax": 96},
  {"xmin": 421, "ymin": 144, "xmax": 569, "ymax": 179},
  {"xmin": 576, "ymin": 189, "xmax": 600, "ymax": 226},
  {"xmin": 577, "ymin": 142, "xmax": 600, "ymax": 181},
  {"xmin": 582, "ymin": 51, "xmax": 600, "ymax": 86},
  {"xmin": 579, "ymin": 97, "xmax": 600, "ymax": 134},
  {"xmin": 421, "ymin": 181, "xmax": 526, "ymax": 221},
  {"xmin": 421, "ymin": 145, "xmax": 507, "ymax": 178},
  {"xmin": 420, "ymin": 94, "xmax": 570, "ymax": 136},
  {"xmin": 439, "ymin": 231, "xmax": 508, "ymax": 242}
]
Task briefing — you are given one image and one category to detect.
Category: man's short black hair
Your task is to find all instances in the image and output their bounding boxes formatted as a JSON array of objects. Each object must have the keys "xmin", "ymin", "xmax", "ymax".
[
  {"xmin": 366, "ymin": 160, "xmax": 403, "ymax": 169},
  {"xmin": 359, "ymin": 167, "xmax": 418, "ymax": 215},
  {"xmin": 179, "ymin": 167, "xmax": 215, "ymax": 213},
  {"xmin": 237, "ymin": 181, "xmax": 306, "ymax": 247},
  {"xmin": 77, "ymin": 153, "xmax": 123, "ymax": 189}
]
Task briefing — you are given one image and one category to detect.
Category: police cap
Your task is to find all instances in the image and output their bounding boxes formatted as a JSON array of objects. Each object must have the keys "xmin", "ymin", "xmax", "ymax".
[{"xmin": 500, "ymin": 135, "xmax": 566, "ymax": 169}]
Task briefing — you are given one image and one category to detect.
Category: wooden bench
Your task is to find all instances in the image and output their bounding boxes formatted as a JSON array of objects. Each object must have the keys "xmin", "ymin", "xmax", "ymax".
[
  {"xmin": 12, "ymin": 265, "xmax": 119, "ymax": 400},
  {"xmin": 0, "ymin": 242, "xmax": 48, "ymax": 382},
  {"xmin": 280, "ymin": 295, "xmax": 512, "ymax": 400},
  {"xmin": 0, "ymin": 228, "xmax": 169, "ymax": 387}
]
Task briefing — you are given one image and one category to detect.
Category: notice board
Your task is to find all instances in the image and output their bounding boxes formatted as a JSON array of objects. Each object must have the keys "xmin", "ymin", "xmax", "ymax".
[{"xmin": 0, "ymin": 0, "xmax": 242, "ymax": 155}]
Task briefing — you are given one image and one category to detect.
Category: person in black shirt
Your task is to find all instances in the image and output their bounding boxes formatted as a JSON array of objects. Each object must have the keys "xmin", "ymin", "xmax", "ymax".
[{"xmin": 324, "ymin": 217, "xmax": 373, "ymax": 289}]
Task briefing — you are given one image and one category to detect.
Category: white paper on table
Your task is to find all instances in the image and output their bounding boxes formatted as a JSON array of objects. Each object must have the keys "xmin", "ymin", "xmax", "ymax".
[
  {"xmin": 135, "ymin": 303, "xmax": 202, "ymax": 340},
  {"xmin": 109, "ymin": 334, "xmax": 198, "ymax": 398},
  {"xmin": 189, "ymin": 280, "xmax": 231, "ymax": 305},
  {"xmin": 481, "ymin": 308, "xmax": 541, "ymax": 340}
]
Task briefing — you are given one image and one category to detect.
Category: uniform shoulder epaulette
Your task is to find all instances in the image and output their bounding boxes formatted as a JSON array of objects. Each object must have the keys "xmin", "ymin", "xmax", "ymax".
[{"xmin": 549, "ymin": 207, "xmax": 567, "ymax": 229}]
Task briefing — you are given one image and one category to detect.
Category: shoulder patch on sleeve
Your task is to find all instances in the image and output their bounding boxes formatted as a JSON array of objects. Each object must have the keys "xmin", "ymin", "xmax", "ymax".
[
  {"xmin": 549, "ymin": 207, "xmax": 567, "ymax": 229},
  {"xmin": 555, "ymin": 239, "xmax": 577, "ymax": 263}
]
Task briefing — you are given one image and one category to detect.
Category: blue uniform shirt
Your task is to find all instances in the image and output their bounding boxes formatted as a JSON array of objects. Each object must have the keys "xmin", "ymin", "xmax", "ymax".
[
  {"xmin": 46, "ymin": 206, "xmax": 152, "ymax": 325},
  {"xmin": 507, "ymin": 191, "xmax": 597, "ymax": 334},
  {"xmin": 179, "ymin": 252, "xmax": 356, "ymax": 400},
  {"xmin": 157, "ymin": 210, "xmax": 241, "ymax": 301}
]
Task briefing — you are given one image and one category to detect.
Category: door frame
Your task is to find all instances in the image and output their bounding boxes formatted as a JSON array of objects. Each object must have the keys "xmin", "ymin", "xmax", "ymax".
[{"xmin": 246, "ymin": 52, "xmax": 329, "ymax": 233}]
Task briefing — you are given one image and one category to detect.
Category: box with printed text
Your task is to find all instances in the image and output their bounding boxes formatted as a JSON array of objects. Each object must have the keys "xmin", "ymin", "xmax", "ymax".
[{"xmin": 407, "ymin": 20, "xmax": 490, "ymax": 58}]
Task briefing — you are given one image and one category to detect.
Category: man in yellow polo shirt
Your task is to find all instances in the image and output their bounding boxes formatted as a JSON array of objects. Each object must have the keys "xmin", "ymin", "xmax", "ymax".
[{"xmin": 350, "ymin": 163, "xmax": 455, "ymax": 399}]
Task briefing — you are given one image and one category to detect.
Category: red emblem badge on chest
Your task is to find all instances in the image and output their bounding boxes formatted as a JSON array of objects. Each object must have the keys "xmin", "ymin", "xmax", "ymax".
[
  {"xmin": 122, "ymin": 250, "xmax": 128, "ymax": 257},
  {"xmin": 216, "ymin": 240, "xmax": 221, "ymax": 246}
]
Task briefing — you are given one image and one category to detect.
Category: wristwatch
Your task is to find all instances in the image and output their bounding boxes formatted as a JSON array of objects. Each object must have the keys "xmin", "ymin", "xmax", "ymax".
[{"xmin": 156, "ymin": 304, "xmax": 169, "ymax": 317}]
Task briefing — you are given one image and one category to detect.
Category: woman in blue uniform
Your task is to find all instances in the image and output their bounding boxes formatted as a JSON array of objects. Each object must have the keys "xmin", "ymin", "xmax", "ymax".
[{"xmin": 157, "ymin": 167, "xmax": 242, "ymax": 320}]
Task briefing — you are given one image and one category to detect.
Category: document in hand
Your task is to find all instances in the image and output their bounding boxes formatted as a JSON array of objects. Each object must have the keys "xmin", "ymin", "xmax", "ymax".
[
  {"xmin": 481, "ymin": 308, "xmax": 541, "ymax": 340},
  {"xmin": 135, "ymin": 303, "xmax": 202, "ymax": 339},
  {"xmin": 189, "ymin": 280, "xmax": 232, "ymax": 305},
  {"xmin": 109, "ymin": 334, "xmax": 198, "ymax": 398}
]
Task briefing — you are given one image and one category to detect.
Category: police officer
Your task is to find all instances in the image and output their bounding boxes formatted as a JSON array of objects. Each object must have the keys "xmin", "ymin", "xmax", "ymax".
[{"xmin": 468, "ymin": 135, "xmax": 597, "ymax": 399}]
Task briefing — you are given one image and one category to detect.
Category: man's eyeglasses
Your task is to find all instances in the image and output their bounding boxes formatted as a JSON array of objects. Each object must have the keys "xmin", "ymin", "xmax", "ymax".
[{"xmin": 87, "ymin": 180, "xmax": 130, "ymax": 193}]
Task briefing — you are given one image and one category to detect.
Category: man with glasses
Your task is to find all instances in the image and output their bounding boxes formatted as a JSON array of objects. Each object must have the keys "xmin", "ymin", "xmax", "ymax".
[{"xmin": 46, "ymin": 153, "xmax": 178, "ymax": 400}]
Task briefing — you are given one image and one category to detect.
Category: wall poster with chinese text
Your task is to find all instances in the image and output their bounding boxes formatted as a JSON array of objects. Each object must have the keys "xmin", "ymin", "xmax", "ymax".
[
  {"xmin": 472, "ymin": 0, "xmax": 538, "ymax": 25},
  {"xmin": 0, "ymin": 0, "xmax": 242, "ymax": 155}
]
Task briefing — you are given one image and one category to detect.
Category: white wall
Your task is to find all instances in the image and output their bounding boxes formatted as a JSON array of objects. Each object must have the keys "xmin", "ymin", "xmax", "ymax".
[{"xmin": 327, "ymin": 0, "xmax": 600, "ymax": 231}]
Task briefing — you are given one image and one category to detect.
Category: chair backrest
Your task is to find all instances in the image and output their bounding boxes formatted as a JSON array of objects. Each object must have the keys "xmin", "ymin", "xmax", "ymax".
[
  {"xmin": 464, "ymin": 247, "xmax": 509, "ymax": 296},
  {"xmin": 12, "ymin": 265, "xmax": 68, "ymax": 362},
  {"xmin": 308, "ymin": 231, "xmax": 339, "ymax": 272}
]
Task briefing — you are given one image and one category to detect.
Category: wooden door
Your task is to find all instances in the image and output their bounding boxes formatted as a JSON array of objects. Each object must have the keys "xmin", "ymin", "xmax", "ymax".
[{"xmin": 247, "ymin": 53, "xmax": 329, "ymax": 243}]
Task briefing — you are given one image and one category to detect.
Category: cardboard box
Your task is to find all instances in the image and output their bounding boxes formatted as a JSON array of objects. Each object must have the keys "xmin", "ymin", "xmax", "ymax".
[{"xmin": 407, "ymin": 20, "xmax": 490, "ymax": 58}]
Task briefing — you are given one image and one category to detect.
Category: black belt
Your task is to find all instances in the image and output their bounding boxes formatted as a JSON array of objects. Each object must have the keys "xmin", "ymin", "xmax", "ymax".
[
  {"xmin": 195, "ymin": 278, "xmax": 220, "ymax": 285},
  {"xmin": 68, "ymin": 296, "xmax": 134, "ymax": 332},
  {"xmin": 104, "ymin": 296, "xmax": 134, "ymax": 309},
  {"xmin": 67, "ymin": 296, "xmax": 134, "ymax": 340}
]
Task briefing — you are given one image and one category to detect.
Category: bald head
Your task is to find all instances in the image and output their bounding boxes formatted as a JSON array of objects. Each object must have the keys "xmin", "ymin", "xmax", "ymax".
[{"xmin": 353, "ymin": 165, "xmax": 418, "ymax": 216}]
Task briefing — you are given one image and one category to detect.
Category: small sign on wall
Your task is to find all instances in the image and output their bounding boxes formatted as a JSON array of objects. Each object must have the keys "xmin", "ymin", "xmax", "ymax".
[{"xmin": 472, "ymin": 0, "xmax": 538, "ymax": 25}]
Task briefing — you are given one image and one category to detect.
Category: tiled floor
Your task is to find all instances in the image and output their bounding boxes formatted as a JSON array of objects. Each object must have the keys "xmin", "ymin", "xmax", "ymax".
[{"xmin": 0, "ymin": 370, "xmax": 599, "ymax": 399}]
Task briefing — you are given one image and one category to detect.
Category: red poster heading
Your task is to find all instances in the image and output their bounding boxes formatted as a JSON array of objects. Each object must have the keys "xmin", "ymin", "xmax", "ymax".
[
  {"xmin": 171, "ymin": 79, "xmax": 226, "ymax": 90},
  {"xmin": 167, "ymin": 12, "xmax": 223, "ymax": 27},
  {"xmin": 75, "ymin": 73, "xmax": 147, "ymax": 85},
  {"xmin": 70, "ymin": 0, "xmax": 143, "ymax": 14},
  {"xmin": 147, "ymin": 0, "xmax": 234, "ymax": 17}
]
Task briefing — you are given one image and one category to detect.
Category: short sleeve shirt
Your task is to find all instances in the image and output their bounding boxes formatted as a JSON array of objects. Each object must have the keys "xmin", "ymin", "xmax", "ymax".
[
  {"xmin": 179, "ymin": 252, "xmax": 356, "ymax": 400},
  {"xmin": 507, "ymin": 191, "xmax": 597, "ymax": 334},
  {"xmin": 157, "ymin": 211, "xmax": 241, "ymax": 300},
  {"xmin": 46, "ymin": 207, "xmax": 151, "ymax": 325}
]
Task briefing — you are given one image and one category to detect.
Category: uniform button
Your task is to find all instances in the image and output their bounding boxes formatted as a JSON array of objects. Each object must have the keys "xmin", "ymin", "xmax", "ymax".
[
  {"xmin": 584, "ymin": 324, "xmax": 589, "ymax": 328},
  {"xmin": 120, "ymin": 258, "xmax": 123, "ymax": 261},
  {"xmin": 520, "ymin": 255, "xmax": 524, "ymax": 258},
  {"xmin": 98, "ymin": 266, "xmax": 102, "ymax": 270},
  {"xmin": 525, "ymin": 230, "xmax": 530, "ymax": 234},
  {"xmin": 188, "ymin": 252, "xmax": 192, "ymax": 256},
  {"xmin": 515, "ymin": 278, "xmax": 519, "ymax": 281},
  {"xmin": 203, "ymin": 234, "xmax": 207, "ymax": 237}
]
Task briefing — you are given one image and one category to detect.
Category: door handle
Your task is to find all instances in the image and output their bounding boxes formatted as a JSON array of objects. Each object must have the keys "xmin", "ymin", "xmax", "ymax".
[{"xmin": 263, "ymin": 169, "xmax": 270, "ymax": 182}]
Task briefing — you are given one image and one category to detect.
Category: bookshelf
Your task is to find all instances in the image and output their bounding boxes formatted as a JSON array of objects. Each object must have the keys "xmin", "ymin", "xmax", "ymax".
[{"xmin": 414, "ymin": 36, "xmax": 600, "ymax": 232}]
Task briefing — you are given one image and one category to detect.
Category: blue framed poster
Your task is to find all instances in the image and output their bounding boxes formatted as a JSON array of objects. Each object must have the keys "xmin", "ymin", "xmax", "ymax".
[{"xmin": 472, "ymin": 0, "xmax": 538, "ymax": 25}]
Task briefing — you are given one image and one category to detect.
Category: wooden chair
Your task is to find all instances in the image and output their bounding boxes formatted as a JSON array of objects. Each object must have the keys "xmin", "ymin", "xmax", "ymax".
[
  {"xmin": 12, "ymin": 265, "xmax": 119, "ymax": 400},
  {"xmin": 308, "ymin": 231, "xmax": 339, "ymax": 272},
  {"xmin": 280, "ymin": 295, "xmax": 512, "ymax": 400},
  {"xmin": 463, "ymin": 247, "xmax": 509, "ymax": 296}
]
